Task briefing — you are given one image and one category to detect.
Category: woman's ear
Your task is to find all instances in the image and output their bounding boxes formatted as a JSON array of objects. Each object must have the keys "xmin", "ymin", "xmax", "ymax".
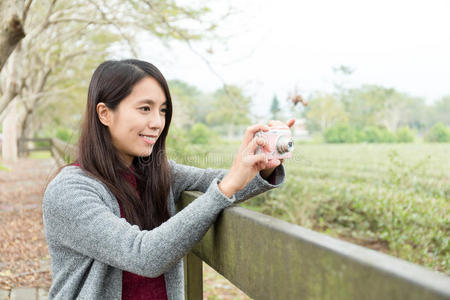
[{"xmin": 97, "ymin": 102, "xmax": 112, "ymax": 126}]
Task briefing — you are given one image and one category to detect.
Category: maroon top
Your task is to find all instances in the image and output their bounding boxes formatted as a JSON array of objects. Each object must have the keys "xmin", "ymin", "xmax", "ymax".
[{"xmin": 71, "ymin": 162, "xmax": 168, "ymax": 300}]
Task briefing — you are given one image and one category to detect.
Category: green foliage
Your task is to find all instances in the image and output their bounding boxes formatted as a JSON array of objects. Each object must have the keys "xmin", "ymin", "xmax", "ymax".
[
  {"xmin": 323, "ymin": 123, "xmax": 356, "ymax": 143},
  {"xmin": 166, "ymin": 125, "xmax": 223, "ymax": 166},
  {"xmin": 378, "ymin": 128, "xmax": 397, "ymax": 143},
  {"xmin": 206, "ymin": 85, "xmax": 252, "ymax": 137},
  {"xmin": 189, "ymin": 123, "xmax": 217, "ymax": 144},
  {"xmin": 342, "ymin": 85, "xmax": 426, "ymax": 131},
  {"xmin": 354, "ymin": 129, "xmax": 367, "ymax": 143},
  {"xmin": 324, "ymin": 125, "xmax": 416, "ymax": 143},
  {"xmin": 363, "ymin": 127, "xmax": 396, "ymax": 143},
  {"xmin": 168, "ymin": 80, "xmax": 214, "ymax": 127},
  {"xmin": 396, "ymin": 127, "xmax": 415, "ymax": 143},
  {"xmin": 29, "ymin": 151, "xmax": 52, "ymax": 159},
  {"xmin": 363, "ymin": 126, "xmax": 382, "ymax": 143},
  {"xmin": 343, "ymin": 85, "xmax": 393, "ymax": 128},
  {"xmin": 305, "ymin": 93, "xmax": 348, "ymax": 133},
  {"xmin": 55, "ymin": 128, "xmax": 75, "ymax": 143},
  {"xmin": 0, "ymin": 164, "xmax": 10, "ymax": 171},
  {"xmin": 425, "ymin": 123, "xmax": 450, "ymax": 143},
  {"xmin": 431, "ymin": 96, "xmax": 450, "ymax": 126}
]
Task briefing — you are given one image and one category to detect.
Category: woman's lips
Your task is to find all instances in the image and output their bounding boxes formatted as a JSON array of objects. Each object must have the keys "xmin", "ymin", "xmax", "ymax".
[{"xmin": 139, "ymin": 134, "xmax": 156, "ymax": 145}]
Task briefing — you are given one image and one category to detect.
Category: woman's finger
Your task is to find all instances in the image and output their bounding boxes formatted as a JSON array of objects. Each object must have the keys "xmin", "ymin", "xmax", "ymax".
[
  {"xmin": 286, "ymin": 118, "xmax": 296, "ymax": 128},
  {"xmin": 246, "ymin": 136, "xmax": 269, "ymax": 154},
  {"xmin": 242, "ymin": 124, "xmax": 270, "ymax": 146},
  {"xmin": 248, "ymin": 152, "xmax": 267, "ymax": 166},
  {"xmin": 268, "ymin": 120, "xmax": 284, "ymax": 127}
]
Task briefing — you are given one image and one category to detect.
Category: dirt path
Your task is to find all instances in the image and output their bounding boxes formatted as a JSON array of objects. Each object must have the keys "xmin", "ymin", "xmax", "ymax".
[{"xmin": 0, "ymin": 158, "xmax": 58, "ymax": 290}]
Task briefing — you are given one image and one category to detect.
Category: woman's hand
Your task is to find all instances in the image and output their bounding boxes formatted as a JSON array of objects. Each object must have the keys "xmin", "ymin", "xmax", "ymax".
[
  {"xmin": 218, "ymin": 119, "xmax": 296, "ymax": 198},
  {"xmin": 259, "ymin": 118, "xmax": 296, "ymax": 180},
  {"xmin": 218, "ymin": 123, "xmax": 272, "ymax": 198}
]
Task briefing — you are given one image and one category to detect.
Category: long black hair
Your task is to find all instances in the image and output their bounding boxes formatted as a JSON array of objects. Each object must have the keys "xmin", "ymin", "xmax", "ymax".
[{"xmin": 76, "ymin": 59, "xmax": 173, "ymax": 230}]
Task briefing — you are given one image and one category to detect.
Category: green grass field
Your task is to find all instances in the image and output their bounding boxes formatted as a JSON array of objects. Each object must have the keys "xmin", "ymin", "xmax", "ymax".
[{"xmin": 169, "ymin": 143, "xmax": 450, "ymax": 274}]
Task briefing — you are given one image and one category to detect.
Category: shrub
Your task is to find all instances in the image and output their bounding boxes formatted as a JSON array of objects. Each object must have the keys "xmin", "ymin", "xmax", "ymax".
[
  {"xmin": 55, "ymin": 128, "xmax": 74, "ymax": 143},
  {"xmin": 396, "ymin": 127, "xmax": 415, "ymax": 143},
  {"xmin": 378, "ymin": 128, "xmax": 396, "ymax": 143},
  {"xmin": 324, "ymin": 125, "xmax": 415, "ymax": 143},
  {"xmin": 189, "ymin": 123, "xmax": 217, "ymax": 144},
  {"xmin": 425, "ymin": 123, "xmax": 450, "ymax": 142},
  {"xmin": 323, "ymin": 124, "xmax": 356, "ymax": 143},
  {"xmin": 364, "ymin": 127, "xmax": 382, "ymax": 143},
  {"xmin": 354, "ymin": 130, "xmax": 367, "ymax": 143}
]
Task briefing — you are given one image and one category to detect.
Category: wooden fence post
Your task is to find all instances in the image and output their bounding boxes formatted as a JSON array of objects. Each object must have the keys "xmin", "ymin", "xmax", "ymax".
[{"xmin": 184, "ymin": 252, "xmax": 203, "ymax": 300}]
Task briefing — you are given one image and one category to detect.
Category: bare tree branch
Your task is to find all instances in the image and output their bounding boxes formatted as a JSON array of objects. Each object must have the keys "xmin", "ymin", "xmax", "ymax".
[
  {"xmin": 22, "ymin": 0, "xmax": 34, "ymax": 21},
  {"xmin": 142, "ymin": 0, "xmax": 239, "ymax": 108}
]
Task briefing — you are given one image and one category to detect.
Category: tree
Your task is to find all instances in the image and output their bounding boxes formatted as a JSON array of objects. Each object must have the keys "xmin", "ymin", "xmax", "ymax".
[
  {"xmin": 431, "ymin": 96, "xmax": 450, "ymax": 126},
  {"xmin": 305, "ymin": 92, "xmax": 348, "ymax": 132},
  {"xmin": 341, "ymin": 85, "xmax": 428, "ymax": 131},
  {"xmin": 425, "ymin": 123, "xmax": 450, "ymax": 142},
  {"xmin": 341, "ymin": 85, "xmax": 394, "ymax": 129},
  {"xmin": 1, "ymin": 0, "xmax": 225, "ymax": 141},
  {"xmin": 270, "ymin": 95, "xmax": 280, "ymax": 120},
  {"xmin": 168, "ymin": 80, "xmax": 214, "ymax": 128},
  {"xmin": 206, "ymin": 85, "xmax": 251, "ymax": 138}
]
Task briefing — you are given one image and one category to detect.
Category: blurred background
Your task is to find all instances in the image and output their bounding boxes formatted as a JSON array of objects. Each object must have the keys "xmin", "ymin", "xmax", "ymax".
[{"xmin": 0, "ymin": 0, "xmax": 449, "ymax": 298}]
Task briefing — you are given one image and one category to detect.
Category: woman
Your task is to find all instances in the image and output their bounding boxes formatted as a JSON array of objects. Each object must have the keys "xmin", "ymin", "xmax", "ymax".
[{"xmin": 43, "ymin": 59, "xmax": 293, "ymax": 300}]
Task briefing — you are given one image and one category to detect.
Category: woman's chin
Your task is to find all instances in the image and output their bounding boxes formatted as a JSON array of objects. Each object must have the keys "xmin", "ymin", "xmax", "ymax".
[{"xmin": 137, "ymin": 147, "xmax": 153, "ymax": 157}]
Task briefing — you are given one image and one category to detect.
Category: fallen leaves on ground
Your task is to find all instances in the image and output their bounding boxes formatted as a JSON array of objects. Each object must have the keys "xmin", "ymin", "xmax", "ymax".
[{"xmin": 0, "ymin": 158, "xmax": 58, "ymax": 290}]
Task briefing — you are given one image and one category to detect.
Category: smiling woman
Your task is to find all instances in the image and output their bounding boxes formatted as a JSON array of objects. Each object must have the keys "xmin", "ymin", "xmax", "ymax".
[
  {"xmin": 42, "ymin": 59, "xmax": 288, "ymax": 300},
  {"xmin": 96, "ymin": 76, "xmax": 168, "ymax": 165}
]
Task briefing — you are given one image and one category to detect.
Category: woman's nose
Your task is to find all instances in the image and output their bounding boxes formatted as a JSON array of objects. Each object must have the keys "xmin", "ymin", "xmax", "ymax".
[{"xmin": 149, "ymin": 111, "xmax": 163, "ymax": 129}]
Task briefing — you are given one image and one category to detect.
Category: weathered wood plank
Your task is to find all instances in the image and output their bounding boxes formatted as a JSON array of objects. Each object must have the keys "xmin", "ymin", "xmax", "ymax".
[{"xmin": 179, "ymin": 191, "xmax": 450, "ymax": 300}]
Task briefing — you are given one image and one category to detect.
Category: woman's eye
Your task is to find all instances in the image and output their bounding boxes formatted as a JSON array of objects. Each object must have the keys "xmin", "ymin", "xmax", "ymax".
[
  {"xmin": 161, "ymin": 108, "xmax": 168, "ymax": 114},
  {"xmin": 140, "ymin": 106, "xmax": 150, "ymax": 111}
]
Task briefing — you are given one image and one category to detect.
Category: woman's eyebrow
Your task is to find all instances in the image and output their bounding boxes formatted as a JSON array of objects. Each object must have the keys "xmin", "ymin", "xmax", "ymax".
[{"xmin": 137, "ymin": 99, "xmax": 167, "ymax": 105}]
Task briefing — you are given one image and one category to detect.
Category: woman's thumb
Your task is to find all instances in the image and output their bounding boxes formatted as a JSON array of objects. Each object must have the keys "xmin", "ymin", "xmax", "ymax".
[{"xmin": 249, "ymin": 137, "xmax": 266, "ymax": 153}]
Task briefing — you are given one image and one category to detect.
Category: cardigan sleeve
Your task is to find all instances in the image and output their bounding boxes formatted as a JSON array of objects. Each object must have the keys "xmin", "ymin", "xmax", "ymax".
[
  {"xmin": 43, "ymin": 169, "xmax": 236, "ymax": 278},
  {"xmin": 169, "ymin": 159, "xmax": 285, "ymax": 204}
]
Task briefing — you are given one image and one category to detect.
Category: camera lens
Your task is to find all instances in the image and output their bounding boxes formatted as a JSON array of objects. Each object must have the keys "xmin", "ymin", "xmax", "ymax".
[{"xmin": 276, "ymin": 136, "xmax": 294, "ymax": 154}]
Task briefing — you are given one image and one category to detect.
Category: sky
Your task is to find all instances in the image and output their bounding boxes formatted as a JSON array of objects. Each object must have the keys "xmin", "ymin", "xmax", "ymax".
[{"xmin": 140, "ymin": 0, "xmax": 450, "ymax": 117}]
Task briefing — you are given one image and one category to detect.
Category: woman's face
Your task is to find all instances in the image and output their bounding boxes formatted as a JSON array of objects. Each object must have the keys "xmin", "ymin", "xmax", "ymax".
[{"xmin": 97, "ymin": 76, "xmax": 167, "ymax": 167}]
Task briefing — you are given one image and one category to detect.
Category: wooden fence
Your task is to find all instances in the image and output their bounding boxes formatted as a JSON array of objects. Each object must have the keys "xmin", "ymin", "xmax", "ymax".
[
  {"xmin": 17, "ymin": 137, "xmax": 76, "ymax": 166},
  {"xmin": 17, "ymin": 138, "xmax": 52, "ymax": 157},
  {"xmin": 29, "ymin": 138, "xmax": 450, "ymax": 299},
  {"xmin": 178, "ymin": 192, "xmax": 450, "ymax": 300}
]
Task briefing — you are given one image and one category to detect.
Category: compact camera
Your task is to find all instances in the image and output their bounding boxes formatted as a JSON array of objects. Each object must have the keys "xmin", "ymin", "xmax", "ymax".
[{"xmin": 254, "ymin": 127, "xmax": 294, "ymax": 160}]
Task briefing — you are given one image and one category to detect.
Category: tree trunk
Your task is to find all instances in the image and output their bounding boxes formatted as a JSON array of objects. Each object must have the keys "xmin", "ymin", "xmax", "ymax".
[
  {"xmin": 0, "ymin": 44, "xmax": 21, "ymax": 118},
  {"xmin": 0, "ymin": 0, "xmax": 25, "ymax": 71},
  {"xmin": 18, "ymin": 108, "xmax": 33, "ymax": 139},
  {"xmin": 2, "ymin": 99, "xmax": 18, "ymax": 161}
]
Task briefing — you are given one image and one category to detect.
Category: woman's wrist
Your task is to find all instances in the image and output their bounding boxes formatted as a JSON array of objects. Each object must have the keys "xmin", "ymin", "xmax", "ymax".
[{"xmin": 218, "ymin": 176, "xmax": 239, "ymax": 198}]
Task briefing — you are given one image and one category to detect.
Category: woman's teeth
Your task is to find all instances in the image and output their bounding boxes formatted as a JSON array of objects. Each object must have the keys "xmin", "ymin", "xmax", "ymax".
[{"xmin": 139, "ymin": 134, "xmax": 156, "ymax": 142}]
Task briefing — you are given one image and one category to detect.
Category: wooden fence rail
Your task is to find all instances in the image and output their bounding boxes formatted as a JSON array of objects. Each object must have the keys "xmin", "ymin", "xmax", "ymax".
[
  {"xmin": 178, "ymin": 191, "xmax": 450, "ymax": 300},
  {"xmin": 17, "ymin": 138, "xmax": 52, "ymax": 157},
  {"xmin": 17, "ymin": 137, "xmax": 76, "ymax": 165}
]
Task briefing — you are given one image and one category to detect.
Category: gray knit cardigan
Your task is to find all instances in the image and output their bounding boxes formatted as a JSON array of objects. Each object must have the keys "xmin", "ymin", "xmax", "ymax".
[{"xmin": 42, "ymin": 159, "xmax": 285, "ymax": 300}]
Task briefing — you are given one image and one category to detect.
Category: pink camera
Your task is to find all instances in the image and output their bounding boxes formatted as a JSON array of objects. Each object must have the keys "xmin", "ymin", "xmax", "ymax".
[{"xmin": 254, "ymin": 126, "xmax": 294, "ymax": 160}]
